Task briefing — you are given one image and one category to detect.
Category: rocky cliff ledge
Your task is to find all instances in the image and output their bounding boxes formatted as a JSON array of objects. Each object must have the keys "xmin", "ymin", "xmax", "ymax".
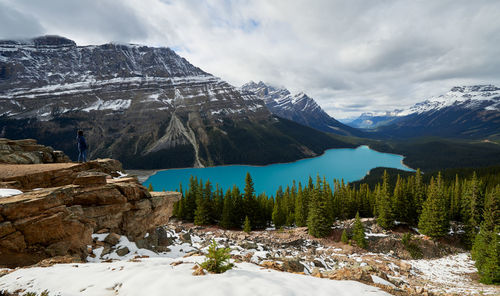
[
  {"xmin": 0, "ymin": 139, "xmax": 180, "ymax": 267},
  {"xmin": 0, "ymin": 138, "xmax": 70, "ymax": 164}
]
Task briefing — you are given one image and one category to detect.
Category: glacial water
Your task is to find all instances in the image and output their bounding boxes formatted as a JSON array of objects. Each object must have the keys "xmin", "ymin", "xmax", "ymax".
[{"xmin": 143, "ymin": 145, "xmax": 412, "ymax": 195}]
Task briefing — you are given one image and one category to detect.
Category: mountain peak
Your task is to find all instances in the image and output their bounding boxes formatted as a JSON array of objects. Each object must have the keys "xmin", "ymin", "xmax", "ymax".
[
  {"xmin": 450, "ymin": 85, "xmax": 499, "ymax": 93},
  {"xmin": 0, "ymin": 35, "xmax": 76, "ymax": 47}
]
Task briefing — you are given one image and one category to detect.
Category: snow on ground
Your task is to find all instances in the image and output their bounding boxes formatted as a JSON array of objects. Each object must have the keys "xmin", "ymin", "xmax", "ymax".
[
  {"xmin": 406, "ymin": 253, "xmax": 498, "ymax": 295},
  {"xmin": 0, "ymin": 257, "xmax": 391, "ymax": 296},
  {"xmin": 0, "ymin": 188, "xmax": 22, "ymax": 198}
]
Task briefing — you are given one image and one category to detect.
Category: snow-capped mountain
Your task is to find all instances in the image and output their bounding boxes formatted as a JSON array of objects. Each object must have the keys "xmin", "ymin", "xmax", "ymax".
[
  {"xmin": 0, "ymin": 36, "xmax": 353, "ymax": 168},
  {"xmin": 397, "ymin": 85, "xmax": 500, "ymax": 116},
  {"xmin": 241, "ymin": 81, "xmax": 362, "ymax": 136},
  {"xmin": 354, "ymin": 85, "xmax": 500, "ymax": 139}
]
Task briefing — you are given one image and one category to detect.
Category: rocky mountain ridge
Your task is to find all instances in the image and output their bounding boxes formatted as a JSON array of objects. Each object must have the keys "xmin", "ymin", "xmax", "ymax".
[
  {"xmin": 346, "ymin": 85, "xmax": 500, "ymax": 139},
  {"xmin": 241, "ymin": 81, "xmax": 362, "ymax": 137},
  {"xmin": 0, "ymin": 36, "xmax": 354, "ymax": 169}
]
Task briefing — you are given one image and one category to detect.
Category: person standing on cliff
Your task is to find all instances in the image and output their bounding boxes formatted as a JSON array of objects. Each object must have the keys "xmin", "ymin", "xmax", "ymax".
[{"xmin": 76, "ymin": 130, "xmax": 88, "ymax": 163}]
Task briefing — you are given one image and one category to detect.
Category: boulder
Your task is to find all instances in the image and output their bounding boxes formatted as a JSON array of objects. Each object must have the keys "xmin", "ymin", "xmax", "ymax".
[
  {"xmin": 282, "ymin": 258, "xmax": 304, "ymax": 273},
  {"xmin": 73, "ymin": 172, "xmax": 108, "ymax": 186},
  {"xmin": 116, "ymin": 247, "xmax": 130, "ymax": 256},
  {"xmin": 328, "ymin": 267, "xmax": 373, "ymax": 283},
  {"xmin": 104, "ymin": 233, "xmax": 121, "ymax": 246}
]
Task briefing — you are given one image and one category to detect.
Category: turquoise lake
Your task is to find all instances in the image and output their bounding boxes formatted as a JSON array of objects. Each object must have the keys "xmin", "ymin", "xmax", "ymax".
[{"xmin": 143, "ymin": 145, "xmax": 412, "ymax": 195}]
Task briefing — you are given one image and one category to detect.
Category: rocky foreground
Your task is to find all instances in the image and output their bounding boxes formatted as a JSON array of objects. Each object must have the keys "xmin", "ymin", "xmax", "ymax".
[
  {"xmin": 0, "ymin": 220, "xmax": 498, "ymax": 296},
  {"xmin": 0, "ymin": 139, "xmax": 181, "ymax": 268}
]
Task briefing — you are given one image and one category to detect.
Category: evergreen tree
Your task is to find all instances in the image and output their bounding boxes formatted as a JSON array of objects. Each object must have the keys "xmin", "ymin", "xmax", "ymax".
[
  {"xmin": 377, "ymin": 171, "xmax": 393, "ymax": 229},
  {"xmin": 272, "ymin": 187, "xmax": 286, "ymax": 228},
  {"xmin": 462, "ymin": 172, "xmax": 484, "ymax": 246},
  {"xmin": 243, "ymin": 216, "xmax": 251, "ymax": 233},
  {"xmin": 243, "ymin": 172, "xmax": 261, "ymax": 228},
  {"xmin": 231, "ymin": 185, "xmax": 244, "ymax": 228},
  {"xmin": 295, "ymin": 183, "xmax": 307, "ymax": 227},
  {"xmin": 472, "ymin": 186, "xmax": 500, "ymax": 284},
  {"xmin": 481, "ymin": 226, "xmax": 500, "ymax": 284},
  {"xmin": 418, "ymin": 174, "xmax": 449, "ymax": 239},
  {"xmin": 184, "ymin": 176, "xmax": 198, "ymax": 221},
  {"xmin": 392, "ymin": 175, "xmax": 408, "ymax": 223},
  {"xmin": 220, "ymin": 190, "xmax": 233, "ymax": 229},
  {"xmin": 307, "ymin": 176, "xmax": 331, "ymax": 238},
  {"xmin": 352, "ymin": 212, "xmax": 367, "ymax": 248},
  {"xmin": 413, "ymin": 169, "xmax": 426, "ymax": 216},
  {"xmin": 147, "ymin": 183, "xmax": 154, "ymax": 192},
  {"xmin": 450, "ymin": 174, "xmax": 462, "ymax": 221},
  {"xmin": 194, "ymin": 181, "xmax": 211, "ymax": 225},
  {"xmin": 213, "ymin": 185, "xmax": 224, "ymax": 222}
]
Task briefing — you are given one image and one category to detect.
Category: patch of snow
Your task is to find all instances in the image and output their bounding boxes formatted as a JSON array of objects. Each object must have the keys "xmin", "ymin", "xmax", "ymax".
[
  {"xmin": 365, "ymin": 232, "xmax": 388, "ymax": 238},
  {"xmin": 113, "ymin": 171, "xmax": 128, "ymax": 179},
  {"xmin": 405, "ymin": 253, "xmax": 495, "ymax": 295},
  {"xmin": 0, "ymin": 189, "xmax": 23, "ymax": 198},
  {"xmin": 83, "ymin": 98, "xmax": 131, "ymax": 112},
  {"xmin": 0, "ymin": 258, "xmax": 391, "ymax": 296}
]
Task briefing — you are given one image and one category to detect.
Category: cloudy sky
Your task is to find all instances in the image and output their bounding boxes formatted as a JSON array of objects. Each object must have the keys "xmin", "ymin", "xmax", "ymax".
[{"xmin": 1, "ymin": 0, "xmax": 499, "ymax": 118}]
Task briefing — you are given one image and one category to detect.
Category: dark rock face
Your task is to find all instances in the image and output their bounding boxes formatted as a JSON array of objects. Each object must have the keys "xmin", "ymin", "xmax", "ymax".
[
  {"xmin": 0, "ymin": 36, "xmax": 353, "ymax": 169},
  {"xmin": 241, "ymin": 81, "xmax": 362, "ymax": 137}
]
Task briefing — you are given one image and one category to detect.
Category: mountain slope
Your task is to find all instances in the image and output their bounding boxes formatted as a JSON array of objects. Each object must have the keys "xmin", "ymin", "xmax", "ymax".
[
  {"xmin": 241, "ymin": 81, "xmax": 362, "ymax": 137},
  {"xmin": 350, "ymin": 85, "xmax": 500, "ymax": 139},
  {"xmin": 0, "ymin": 36, "xmax": 355, "ymax": 169}
]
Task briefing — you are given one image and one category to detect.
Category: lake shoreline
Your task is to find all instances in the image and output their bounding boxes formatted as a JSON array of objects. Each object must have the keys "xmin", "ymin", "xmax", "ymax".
[
  {"xmin": 129, "ymin": 145, "xmax": 413, "ymax": 188},
  {"xmin": 129, "ymin": 145, "xmax": 370, "ymax": 183}
]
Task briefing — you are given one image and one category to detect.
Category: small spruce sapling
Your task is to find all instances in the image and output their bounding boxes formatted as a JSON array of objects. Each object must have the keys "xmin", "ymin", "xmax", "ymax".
[
  {"xmin": 147, "ymin": 183, "xmax": 154, "ymax": 192},
  {"xmin": 201, "ymin": 240, "xmax": 234, "ymax": 273},
  {"xmin": 341, "ymin": 229, "xmax": 349, "ymax": 244},
  {"xmin": 243, "ymin": 216, "xmax": 251, "ymax": 233}
]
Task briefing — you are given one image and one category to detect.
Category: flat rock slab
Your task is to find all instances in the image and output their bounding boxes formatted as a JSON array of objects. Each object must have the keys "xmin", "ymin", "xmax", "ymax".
[{"xmin": 0, "ymin": 163, "xmax": 79, "ymax": 179}]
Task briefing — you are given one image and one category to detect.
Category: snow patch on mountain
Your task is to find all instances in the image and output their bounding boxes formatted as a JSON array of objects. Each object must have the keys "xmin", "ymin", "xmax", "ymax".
[
  {"xmin": 397, "ymin": 85, "xmax": 500, "ymax": 116},
  {"xmin": 83, "ymin": 98, "xmax": 131, "ymax": 112}
]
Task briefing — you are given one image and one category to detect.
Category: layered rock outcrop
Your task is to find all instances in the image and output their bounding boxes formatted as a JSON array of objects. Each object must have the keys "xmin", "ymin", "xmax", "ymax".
[
  {"xmin": 0, "ymin": 140, "xmax": 180, "ymax": 267},
  {"xmin": 0, "ymin": 138, "xmax": 70, "ymax": 164},
  {"xmin": 0, "ymin": 158, "xmax": 123, "ymax": 190},
  {"xmin": 0, "ymin": 173, "xmax": 180, "ymax": 267}
]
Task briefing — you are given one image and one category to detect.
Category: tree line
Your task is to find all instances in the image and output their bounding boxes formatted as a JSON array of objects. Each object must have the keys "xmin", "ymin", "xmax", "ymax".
[{"xmin": 171, "ymin": 169, "xmax": 499, "ymax": 284}]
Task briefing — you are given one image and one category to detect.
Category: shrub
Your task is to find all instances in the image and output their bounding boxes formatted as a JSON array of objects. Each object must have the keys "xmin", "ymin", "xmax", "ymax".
[
  {"xmin": 401, "ymin": 233, "xmax": 423, "ymax": 259},
  {"xmin": 201, "ymin": 240, "xmax": 234, "ymax": 273}
]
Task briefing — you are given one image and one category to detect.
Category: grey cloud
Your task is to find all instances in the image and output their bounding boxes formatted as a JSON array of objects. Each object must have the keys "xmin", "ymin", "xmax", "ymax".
[
  {"xmin": 0, "ymin": 2, "xmax": 44, "ymax": 39},
  {"xmin": 1, "ymin": 0, "xmax": 499, "ymax": 119},
  {"xmin": 3, "ymin": 0, "xmax": 151, "ymax": 44}
]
